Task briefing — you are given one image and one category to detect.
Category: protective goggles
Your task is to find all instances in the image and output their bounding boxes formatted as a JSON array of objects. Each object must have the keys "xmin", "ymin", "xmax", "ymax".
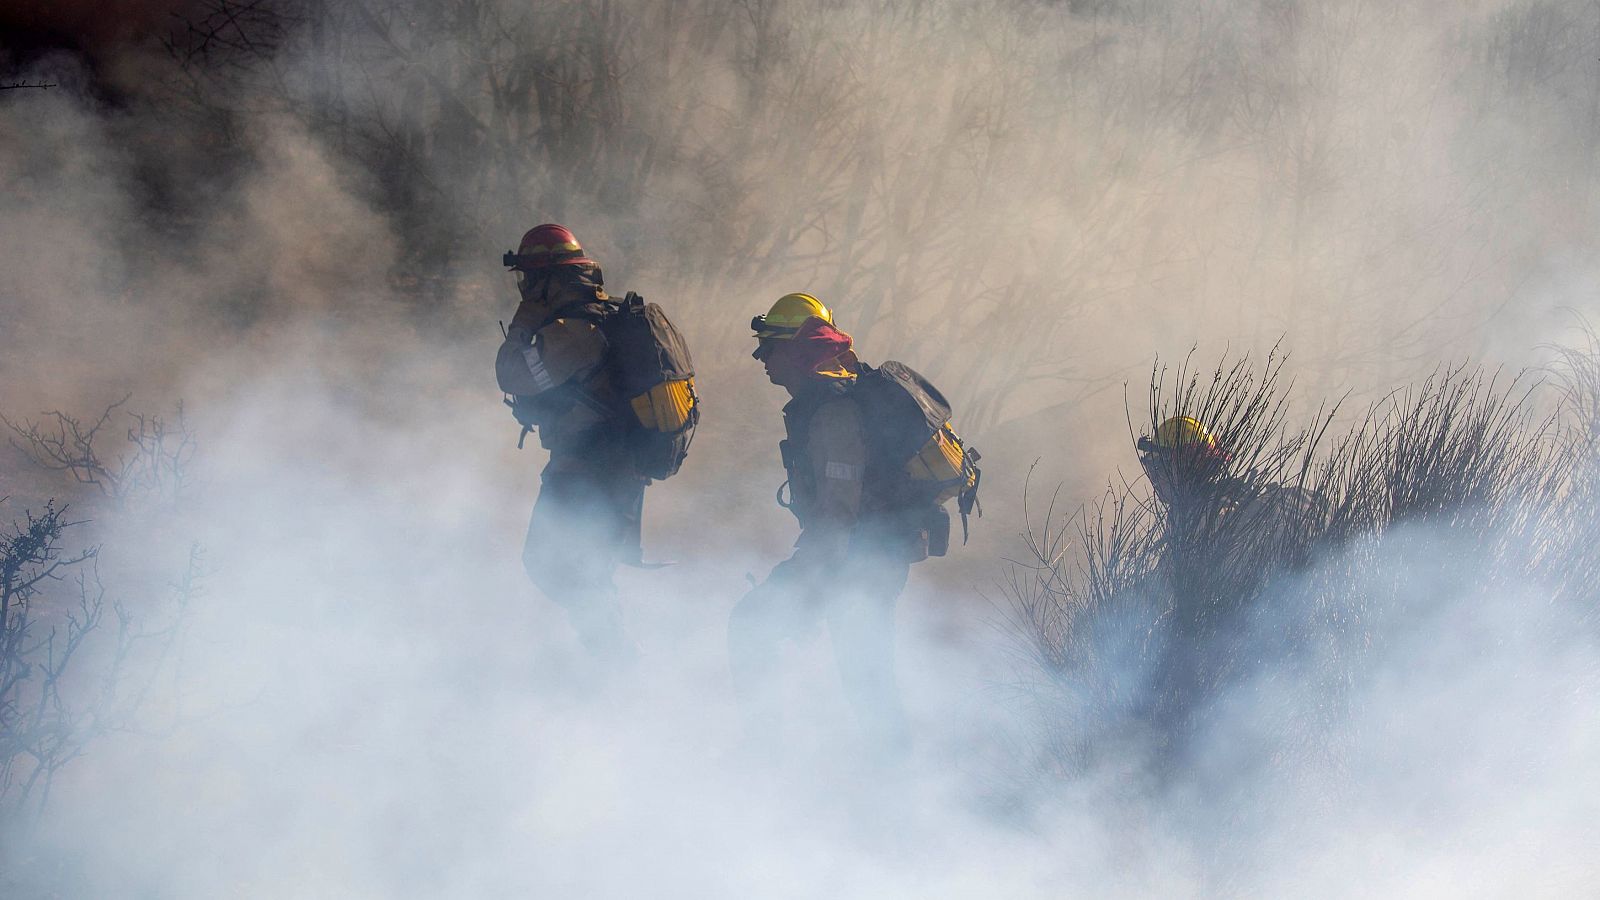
[{"xmin": 750, "ymin": 315, "xmax": 801, "ymax": 339}]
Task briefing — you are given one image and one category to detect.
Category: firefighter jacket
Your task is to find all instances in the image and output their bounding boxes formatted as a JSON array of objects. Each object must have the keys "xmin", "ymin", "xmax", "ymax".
[
  {"xmin": 495, "ymin": 268, "xmax": 626, "ymax": 473},
  {"xmin": 780, "ymin": 382, "xmax": 929, "ymax": 568}
]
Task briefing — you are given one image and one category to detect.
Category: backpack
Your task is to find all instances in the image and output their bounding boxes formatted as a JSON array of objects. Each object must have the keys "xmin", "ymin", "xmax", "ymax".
[
  {"xmin": 850, "ymin": 361, "xmax": 982, "ymax": 551},
  {"xmin": 543, "ymin": 291, "xmax": 699, "ymax": 481}
]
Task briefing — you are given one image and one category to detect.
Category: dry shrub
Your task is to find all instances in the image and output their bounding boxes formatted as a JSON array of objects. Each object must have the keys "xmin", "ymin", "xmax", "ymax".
[{"xmin": 1009, "ymin": 349, "xmax": 1584, "ymax": 778}]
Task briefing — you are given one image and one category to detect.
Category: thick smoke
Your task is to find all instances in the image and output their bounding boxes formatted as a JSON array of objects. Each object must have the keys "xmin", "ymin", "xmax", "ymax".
[{"xmin": 2, "ymin": 1, "xmax": 1598, "ymax": 895}]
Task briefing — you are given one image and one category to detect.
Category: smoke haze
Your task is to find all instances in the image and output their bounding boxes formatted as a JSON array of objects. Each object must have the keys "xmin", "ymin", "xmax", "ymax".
[{"xmin": 2, "ymin": 1, "xmax": 1598, "ymax": 895}]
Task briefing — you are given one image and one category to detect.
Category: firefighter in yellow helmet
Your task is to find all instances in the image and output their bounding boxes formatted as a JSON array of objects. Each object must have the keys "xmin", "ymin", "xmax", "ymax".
[
  {"xmin": 730, "ymin": 292, "xmax": 922, "ymax": 756},
  {"xmin": 1140, "ymin": 412, "xmax": 1329, "ymax": 531},
  {"xmin": 1137, "ymin": 416, "xmax": 1233, "ymax": 509},
  {"xmin": 747, "ymin": 293, "xmax": 857, "ymax": 379},
  {"xmin": 1134, "ymin": 414, "xmax": 1328, "ymax": 768}
]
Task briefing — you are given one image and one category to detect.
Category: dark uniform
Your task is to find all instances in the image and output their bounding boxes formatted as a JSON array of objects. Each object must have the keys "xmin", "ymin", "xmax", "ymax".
[
  {"xmin": 728, "ymin": 381, "xmax": 926, "ymax": 753},
  {"xmin": 1140, "ymin": 429, "xmax": 1330, "ymax": 770},
  {"xmin": 496, "ymin": 266, "xmax": 645, "ymax": 660}
]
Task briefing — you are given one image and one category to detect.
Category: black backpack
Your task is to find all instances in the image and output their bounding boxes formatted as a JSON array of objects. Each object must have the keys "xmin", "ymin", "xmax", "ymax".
[
  {"xmin": 518, "ymin": 292, "xmax": 698, "ymax": 481},
  {"xmin": 600, "ymin": 292, "xmax": 699, "ymax": 481},
  {"xmin": 850, "ymin": 361, "xmax": 982, "ymax": 549}
]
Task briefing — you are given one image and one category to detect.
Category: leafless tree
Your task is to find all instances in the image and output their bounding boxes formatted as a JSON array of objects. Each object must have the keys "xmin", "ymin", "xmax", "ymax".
[
  {"xmin": 136, "ymin": 0, "xmax": 1600, "ymax": 436},
  {"xmin": 0, "ymin": 501, "xmax": 96, "ymax": 817},
  {"xmin": 3, "ymin": 396, "xmax": 196, "ymax": 511},
  {"xmin": 0, "ymin": 391, "xmax": 204, "ymax": 831},
  {"xmin": 0, "ymin": 500, "xmax": 200, "ymax": 827}
]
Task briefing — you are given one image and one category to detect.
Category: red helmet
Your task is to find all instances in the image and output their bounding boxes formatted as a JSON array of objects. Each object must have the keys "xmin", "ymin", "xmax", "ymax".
[{"xmin": 503, "ymin": 223, "xmax": 596, "ymax": 269}]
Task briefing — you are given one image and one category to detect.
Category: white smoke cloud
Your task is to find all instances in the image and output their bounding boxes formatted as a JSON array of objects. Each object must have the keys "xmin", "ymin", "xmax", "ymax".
[{"xmin": 3, "ymin": 2, "xmax": 1599, "ymax": 896}]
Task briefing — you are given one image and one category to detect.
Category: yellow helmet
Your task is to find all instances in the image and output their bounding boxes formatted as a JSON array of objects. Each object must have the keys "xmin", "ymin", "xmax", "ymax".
[
  {"xmin": 751, "ymin": 292, "xmax": 833, "ymax": 340},
  {"xmin": 1149, "ymin": 416, "xmax": 1217, "ymax": 451}
]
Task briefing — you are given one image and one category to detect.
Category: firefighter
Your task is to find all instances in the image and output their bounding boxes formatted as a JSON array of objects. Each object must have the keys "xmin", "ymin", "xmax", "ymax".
[
  {"xmin": 495, "ymin": 224, "xmax": 644, "ymax": 662},
  {"xmin": 1136, "ymin": 415, "xmax": 1236, "ymax": 520},
  {"xmin": 728, "ymin": 293, "xmax": 923, "ymax": 756},
  {"xmin": 1135, "ymin": 415, "xmax": 1328, "ymax": 766},
  {"xmin": 1136, "ymin": 415, "xmax": 1324, "ymax": 540}
]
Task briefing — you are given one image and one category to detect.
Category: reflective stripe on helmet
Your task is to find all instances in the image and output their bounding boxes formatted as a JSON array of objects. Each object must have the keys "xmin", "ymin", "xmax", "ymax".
[{"xmin": 506, "ymin": 223, "xmax": 595, "ymax": 269}]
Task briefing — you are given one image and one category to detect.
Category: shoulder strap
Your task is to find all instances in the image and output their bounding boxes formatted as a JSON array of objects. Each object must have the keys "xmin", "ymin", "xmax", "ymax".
[
  {"xmin": 549, "ymin": 298, "xmax": 616, "ymax": 325},
  {"xmin": 531, "ymin": 300, "xmax": 623, "ymax": 422},
  {"xmin": 957, "ymin": 448, "xmax": 983, "ymax": 543}
]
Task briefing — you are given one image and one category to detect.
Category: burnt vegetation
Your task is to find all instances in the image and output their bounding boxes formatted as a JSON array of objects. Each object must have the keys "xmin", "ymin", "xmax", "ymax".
[
  {"xmin": 1008, "ymin": 346, "xmax": 1598, "ymax": 780},
  {"xmin": 0, "ymin": 398, "xmax": 199, "ymax": 830},
  {"xmin": 15, "ymin": 0, "xmax": 1592, "ymax": 433},
  {"xmin": 3, "ymin": 394, "xmax": 196, "ymax": 510},
  {"xmin": 0, "ymin": 505, "xmax": 199, "ymax": 822}
]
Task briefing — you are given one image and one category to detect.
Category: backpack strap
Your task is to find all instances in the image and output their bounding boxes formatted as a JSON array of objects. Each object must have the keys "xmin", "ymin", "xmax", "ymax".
[
  {"xmin": 775, "ymin": 387, "xmax": 847, "ymax": 515},
  {"xmin": 557, "ymin": 383, "xmax": 620, "ymax": 422},
  {"xmin": 957, "ymin": 448, "xmax": 983, "ymax": 543},
  {"xmin": 535, "ymin": 298, "xmax": 625, "ymax": 422},
  {"xmin": 547, "ymin": 297, "xmax": 617, "ymax": 326}
]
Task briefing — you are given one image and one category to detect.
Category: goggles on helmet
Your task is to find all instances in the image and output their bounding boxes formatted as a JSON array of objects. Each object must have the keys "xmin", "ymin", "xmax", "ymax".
[{"xmin": 751, "ymin": 315, "xmax": 803, "ymax": 340}]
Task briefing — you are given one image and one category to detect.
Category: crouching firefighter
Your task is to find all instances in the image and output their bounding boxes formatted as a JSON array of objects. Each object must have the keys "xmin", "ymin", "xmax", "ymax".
[
  {"xmin": 1135, "ymin": 415, "xmax": 1329, "ymax": 765},
  {"xmin": 729, "ymin": 292, "xmax": 981, "ymax": 755},
  {"xmin": 494, "ymin": 224, "xmax": 699, "ymax": 661}
]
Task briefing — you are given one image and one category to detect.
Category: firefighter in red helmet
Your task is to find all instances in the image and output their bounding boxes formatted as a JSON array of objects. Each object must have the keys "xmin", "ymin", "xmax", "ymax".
[{"xmin": 495, "ymin": 224, "xmax": 642, "ymax": 662}]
